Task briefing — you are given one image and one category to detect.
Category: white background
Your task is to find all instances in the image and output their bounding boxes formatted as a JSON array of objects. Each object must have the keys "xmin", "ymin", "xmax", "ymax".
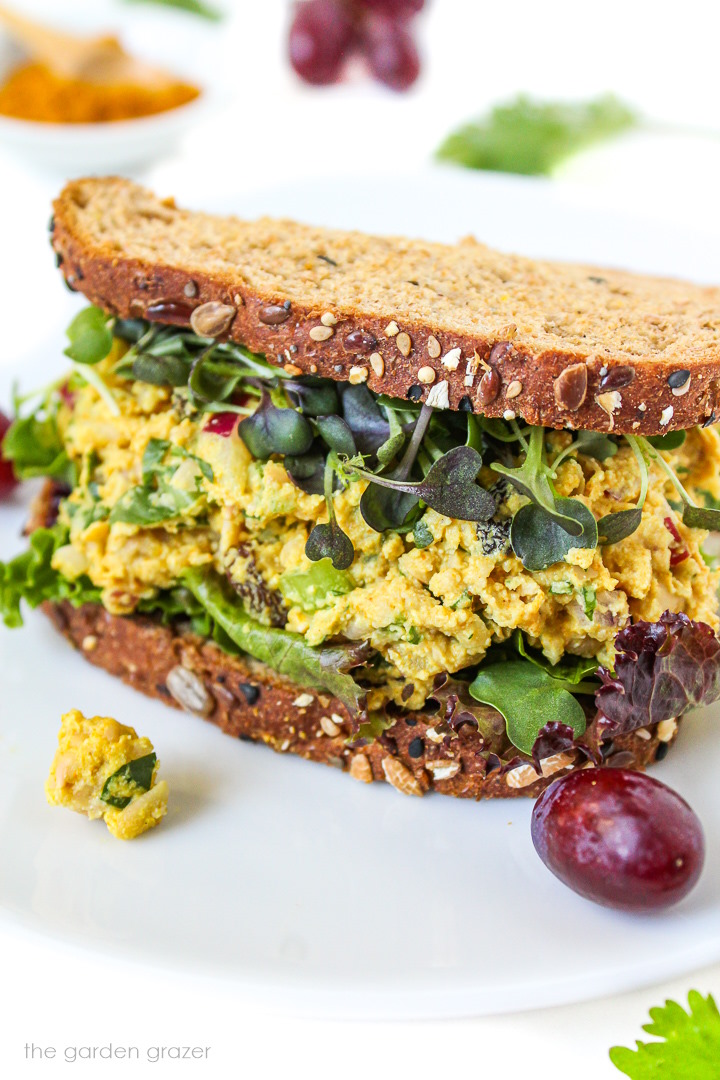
[{"xmin": 2, "ymin": 0, "xmax": 720, "ymax": 1076}]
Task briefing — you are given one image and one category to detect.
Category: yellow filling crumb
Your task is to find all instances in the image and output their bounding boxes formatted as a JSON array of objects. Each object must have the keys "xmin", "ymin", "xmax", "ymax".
[{"xmin": 45, "ymin": 709, "xmax": 168, "ymax": 840}]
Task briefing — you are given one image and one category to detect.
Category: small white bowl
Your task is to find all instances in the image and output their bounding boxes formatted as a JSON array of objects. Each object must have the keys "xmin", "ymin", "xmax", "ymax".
[{"xmin": 0, "ymin": 4, "xmax": 222, "ymax": 173}]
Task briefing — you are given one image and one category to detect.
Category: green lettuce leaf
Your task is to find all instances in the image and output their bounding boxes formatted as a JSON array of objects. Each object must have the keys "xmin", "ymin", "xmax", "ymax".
[
  {"xmin": 181, "ymin": 566, "xmax": 370, "ymax": 711},
  {"xmin": 0, "ymin": 525, "xmax": 101, "ymax": 628},
  {"xmin": 2, "ymin": 414, "xmax": 75, "ymax": 485},
  {"xmin": 610, "ymin": 991, "xmax": 720, "ymax": 1078}
]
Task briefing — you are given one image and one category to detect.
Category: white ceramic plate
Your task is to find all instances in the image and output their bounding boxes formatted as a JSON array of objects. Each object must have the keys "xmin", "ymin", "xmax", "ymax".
[{"xmin": 1, "ymin": 170, "xmax": 720, "ymax": 1020}]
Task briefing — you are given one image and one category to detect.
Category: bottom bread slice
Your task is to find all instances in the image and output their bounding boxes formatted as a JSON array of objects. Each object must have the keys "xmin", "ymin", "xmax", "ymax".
[{"xmin": 41, "ymin": 599, "xmax": 677, "ymax": 800}]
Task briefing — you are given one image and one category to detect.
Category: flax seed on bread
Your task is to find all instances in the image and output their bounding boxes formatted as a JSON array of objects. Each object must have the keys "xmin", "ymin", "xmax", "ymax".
[{"xmin": 52, "ymin": 177, "xmax": 720, "ymax": 436}]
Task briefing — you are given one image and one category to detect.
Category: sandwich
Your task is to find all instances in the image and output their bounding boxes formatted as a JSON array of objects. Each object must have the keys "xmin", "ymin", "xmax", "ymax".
[{"xmin": 3, "ymin": 175, "xmax": 720, "ymax": 800}]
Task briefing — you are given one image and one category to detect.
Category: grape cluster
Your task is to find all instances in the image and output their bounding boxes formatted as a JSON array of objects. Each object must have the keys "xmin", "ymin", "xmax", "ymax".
[{"xmin": 288, "ymin": 0, "xmax": 424, "ymax": 91}]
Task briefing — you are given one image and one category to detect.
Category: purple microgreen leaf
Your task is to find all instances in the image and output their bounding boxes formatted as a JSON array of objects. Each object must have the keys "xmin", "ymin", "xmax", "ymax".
[
  {"xmin": 238, "ymin": 391, "xmax": 314, "ymax": 459},
  {"xmin": 305, "ymin": 452, "xmax": 355, "ymax": 569},
  {"xmin": 339, "ymin": 382, "xmax": 391, "ymax": 457},
  {"xmin": 510, "ymin": 497, "xmax": 597, "ymax": 570},
  {"xmin": 305, "ymin": 521, "xmax": 354, "ymax": 570},
  {"xmin": 285, "ymin": 377, "xmax": 339, "ymax": 416},
  {"xmin": 285, "ymin": 446, "xmax": 326, "ymax": 495},
  {"xmin": 597, "ymin": 507, "xmax": 643, "ymax": 545},
  {"xmin": 313, "ymin": 414, "xmax": 357, "ymax": 457},
  {"xmin": 352, "ymin": 445, "xmax": 495, "ymax": 524}
]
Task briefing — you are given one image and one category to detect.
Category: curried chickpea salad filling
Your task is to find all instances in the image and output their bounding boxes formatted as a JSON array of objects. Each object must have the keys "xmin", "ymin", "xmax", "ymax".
[{"xmin": 4, "ymin": 308, "xmax": 720, "ymax": 760}]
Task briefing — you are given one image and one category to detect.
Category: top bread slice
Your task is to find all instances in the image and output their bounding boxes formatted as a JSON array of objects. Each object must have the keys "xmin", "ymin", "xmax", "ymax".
[{"xmin": 51, "ymin": 177, "xmax": 720, "ymax": 434}]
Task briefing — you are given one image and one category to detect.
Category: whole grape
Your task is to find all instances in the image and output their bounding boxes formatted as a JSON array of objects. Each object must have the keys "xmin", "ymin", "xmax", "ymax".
[
  {"xmin": 362, "ymin": 15, "xmax": 420, "ymax": 91},
  {"xmin": 0, "ymin": 410, "xmax": 18, "ymax": 498},
  {"xmin": 289, "ymin": 0, "xmax": 355, "ymax": 86},
  {"xmin": 531, "ymin": 768, "xmax": 705, "ymax": 912}
]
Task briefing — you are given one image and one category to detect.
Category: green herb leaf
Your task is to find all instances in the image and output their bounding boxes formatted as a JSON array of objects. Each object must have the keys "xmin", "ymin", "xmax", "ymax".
[
  {"xmin": 122, "ymin": 0, "xmax": 222, "ymax": 20},
  {"xmin": 569, "ymin": 429, "xmax": 619, "ymax": 462},
  {"xmin": 582, "ymin": 585, "xmax": 597, "ymax": 621},
  {"xmin": 492, "ymin": 426, "xmax": 586, "ymax": 537},
  {"xmin": 181, "ymin": 567, "xmax": 371, "ymax": 711},
  {"xmin": 683, "ymin": 504, "xmax": 720, "ymax": 531},
  {"xmin": 436, "ymin": 94, "xmax": 638, "ymax": 176},
  {"xmin": 513, "ymin": 631, "xmax": 598, "ymax": 688},
  {"xmin": 100, "ymin": 753, "xmax": 157, "ymax": 810},
  {"xmin": 286, "ymin": 378, "xmax": 339, "ymax": 417},
  {"xmin": 510, "ymin": 498, "xmax": 598, "ymax": 570},
  {"xmin": 285, "ymin": 447, "xmax": 326, "ymax": 496},
  {"xmin": 109, "ymin": 483, "xmax": 199, "ymax": 526},
  {"xmin": 413, "ymin": 519, "xmax": 434, "ymax": 549},
  {"xmin": 469, "ymin": 661, "xmax": 587, "ymax": 754},
  {"xmin": 360, "ymin": 481, "xmax": 420, "ymax": 533},
  {"xmin": 64, "ymin": 307, "xmax": 114, "ymax": 366},
  {"xmin": 609, "ymin": 991, "xmax": 720, "ymax": 1078},
  {"xmin": 638, "ymin": 434, "xmax": 720, "ymax": 535}
]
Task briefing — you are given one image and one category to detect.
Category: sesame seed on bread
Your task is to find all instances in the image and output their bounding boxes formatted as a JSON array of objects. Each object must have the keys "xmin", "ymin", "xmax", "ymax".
[{"xmin": 52, "ymin": 177, "xmax": 720, "ymax": 435}]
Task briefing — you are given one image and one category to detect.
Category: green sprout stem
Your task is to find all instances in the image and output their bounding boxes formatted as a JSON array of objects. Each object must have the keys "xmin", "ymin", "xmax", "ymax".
[{"xmin": 71, "ymin": 362, "xmax": 120, "ymax": 417}]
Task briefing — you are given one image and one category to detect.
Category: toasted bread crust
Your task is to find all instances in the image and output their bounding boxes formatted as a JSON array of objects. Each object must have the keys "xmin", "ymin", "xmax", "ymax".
[
  {"xmin": 40, "ymin": 597, "xmax": 675, "ymax": 801},
  {"xmin": 51, "ymin": 178, "xmax": 720, "ymax": 436}
]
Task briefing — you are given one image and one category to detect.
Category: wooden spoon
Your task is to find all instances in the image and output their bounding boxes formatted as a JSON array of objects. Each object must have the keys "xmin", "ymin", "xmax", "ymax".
[{"xmin": 0, "ymin": 4, "xmax": 177, "ymax": 86}]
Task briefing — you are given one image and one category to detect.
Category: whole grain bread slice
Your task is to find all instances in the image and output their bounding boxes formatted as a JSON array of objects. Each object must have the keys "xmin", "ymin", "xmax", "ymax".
[{"xmin": 52, "ymin": 177, "xmax": 720, "ymax": 435}]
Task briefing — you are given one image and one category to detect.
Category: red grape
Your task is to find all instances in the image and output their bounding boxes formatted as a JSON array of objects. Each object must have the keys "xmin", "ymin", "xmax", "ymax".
[
  {"xmin": 289, "ymin": 0, "xmax": 355, "ymax": 86},
  {"xmin": 362, "ymin": 15, "xmax": 420, "ymax": 91},
  {"xmin": 531, "ymin": 768, "xmax": 705, "ymax": 911},
  {"xmin": 0, "ymin": 410, "xmax": 18, "ymax": 498},
  {"xmin": 354, "ymin": 0, "xmax": 425, "ymax": 17}
]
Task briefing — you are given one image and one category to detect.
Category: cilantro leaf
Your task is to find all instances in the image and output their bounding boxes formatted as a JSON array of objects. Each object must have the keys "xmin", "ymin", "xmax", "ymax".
[
  {"xmin": 436, "ymin": 94, "xmax": 638, "ymax": 176},
  {"xmin": 610, "ymin": 991, "xmax": 720, "ymax": 1078}
]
